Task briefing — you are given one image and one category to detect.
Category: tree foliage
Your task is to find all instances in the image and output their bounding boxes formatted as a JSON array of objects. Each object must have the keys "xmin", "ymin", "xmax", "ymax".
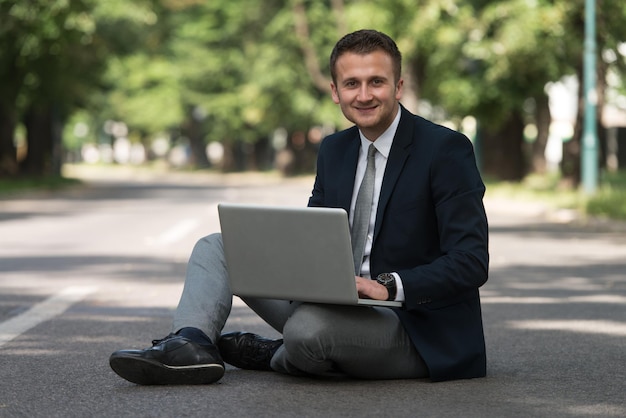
[
  {"xmin": 0, "ymin": 0, "xmax": 625, "ymax": 181},
  {"xmin": 0, "ymin": 0, "xmax": 155, "ymax": 175}
]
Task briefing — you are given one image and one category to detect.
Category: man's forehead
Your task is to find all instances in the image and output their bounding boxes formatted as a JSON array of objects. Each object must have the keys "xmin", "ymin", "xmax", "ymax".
[{"xmin": 334, "ymin": 51, "xmax": 394, "ymax": 78}]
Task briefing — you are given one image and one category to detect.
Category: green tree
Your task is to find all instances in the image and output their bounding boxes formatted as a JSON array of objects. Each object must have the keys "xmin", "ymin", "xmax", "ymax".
[
  {"xmin": 561, "ymin": 0, "xmax": 626, "ymax": 185},
  {"xmin": 290, "ymin": 0, "xmax": 567, "ymax": 180},
  {"xmin": 388, "ymin": 0, "xmax": 573, "ymax": 180},
  {"xmin": 162, "ymin": 0, "xmax": 336, "ymax": 171},
  {"xmin": 92, "ymin": 0, "xmax": 182, "ymax": 161},
  {"xmin": 5, "ymin": 0, "xmax": 623, "ymax": 182},
  {"xmin": 96, "ymin": 0, "xmax": 330, "ymax": 171},
  {"xmin": 410, "ymin": 0, "xmax": 626, "ymax": 184},
  {"xmin": 0, "ymin": 0, "xmax": 162, "ymax": 177},
  {"xmin": 0, "ymin": 0, "xmax": 108, "ymax": 176}
]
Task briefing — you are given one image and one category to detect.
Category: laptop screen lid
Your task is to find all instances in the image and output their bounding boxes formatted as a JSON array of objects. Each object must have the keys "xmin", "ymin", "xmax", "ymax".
[{"xmin": 217, "ymin": 203, "xmax": 401, "ymax": 307}]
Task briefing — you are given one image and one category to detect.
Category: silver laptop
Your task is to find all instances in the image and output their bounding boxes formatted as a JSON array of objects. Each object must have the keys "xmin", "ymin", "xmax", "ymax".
[{"xmin": 218, "ymin": 203, "xmax": 402, "ymax": 308}]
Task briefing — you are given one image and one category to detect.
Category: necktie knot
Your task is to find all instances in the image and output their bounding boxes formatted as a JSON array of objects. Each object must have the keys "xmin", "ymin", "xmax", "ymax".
[{"xmin": 367, "ymin": 143, "xmax": 377, "ymax": 159}]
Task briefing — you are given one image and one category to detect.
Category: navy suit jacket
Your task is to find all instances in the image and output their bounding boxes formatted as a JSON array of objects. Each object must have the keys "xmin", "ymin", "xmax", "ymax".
[{"xmin": 308, "ymin": 106, "xmax": 489, "ymax": 381}]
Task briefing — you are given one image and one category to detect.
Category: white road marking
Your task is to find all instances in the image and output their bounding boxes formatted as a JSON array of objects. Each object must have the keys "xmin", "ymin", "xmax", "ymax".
[
  {"xmin": 509, "ymin": 319, "xmax": 626, "ymax": 337},
  {"xmin": 481, "ymin": 294, "xmax": 626, "ymax": 304},
  {"xmin": 149, "ymin": 218, "xmax": 199, "ymax": 246},
  {"xmin": 0, "ymin": 286, "xmax": 97, "ymax": 348}
]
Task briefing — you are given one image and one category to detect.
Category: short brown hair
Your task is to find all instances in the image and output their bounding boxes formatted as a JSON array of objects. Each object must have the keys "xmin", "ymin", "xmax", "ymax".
[{"xmin": 329, "ymin": 29, "xmax": 402, "ymax": 84}]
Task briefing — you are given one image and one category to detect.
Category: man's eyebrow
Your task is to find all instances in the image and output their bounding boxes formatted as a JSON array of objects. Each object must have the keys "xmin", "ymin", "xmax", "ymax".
[
  {"xmin": 338, "ymin": 77, "xmax": 357, "ymax": 86},
  {"xmin": 341, "ymin": 75, "xmax": 389, "ymax": 83}
]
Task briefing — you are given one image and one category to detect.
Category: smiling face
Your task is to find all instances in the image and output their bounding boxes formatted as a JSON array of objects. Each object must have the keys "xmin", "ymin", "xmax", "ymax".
[{"xmin": 330, "ymin": 50, "xmax": 403, "ymax": 141}]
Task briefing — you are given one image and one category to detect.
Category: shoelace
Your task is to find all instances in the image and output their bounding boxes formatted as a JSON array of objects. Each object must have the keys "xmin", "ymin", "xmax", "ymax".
[
  {"xmin": 242, "ymin": 337, "xmax": 282, "ymax": 362},
  {"xmin": 151, "ymin": 333, "xmax": 178, "ymax": 346}
]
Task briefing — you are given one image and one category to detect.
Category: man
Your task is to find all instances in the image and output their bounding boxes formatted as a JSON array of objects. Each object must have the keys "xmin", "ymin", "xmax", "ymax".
[{"xmin": 109, "ymin": 29, "xmax": 489, "ymax": 384}]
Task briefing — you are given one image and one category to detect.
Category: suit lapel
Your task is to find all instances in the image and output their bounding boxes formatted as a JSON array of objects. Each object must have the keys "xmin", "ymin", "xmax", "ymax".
[
  {"xmin": 338, "ymin": 130, "xmax": 361, "ymax": 213},
  {"xmin": 374, "ymin": 106, "xmax": 414, "ymax": 241}
]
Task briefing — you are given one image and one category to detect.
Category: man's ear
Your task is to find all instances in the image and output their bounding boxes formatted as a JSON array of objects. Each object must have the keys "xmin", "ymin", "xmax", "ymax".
[
  {"xmin": 330, "ymin": 83, "xmax": 340, "ymax": 104},
  {"xmin": 395, "ymin": 78, "xmax": 404, "ymax": 100}
]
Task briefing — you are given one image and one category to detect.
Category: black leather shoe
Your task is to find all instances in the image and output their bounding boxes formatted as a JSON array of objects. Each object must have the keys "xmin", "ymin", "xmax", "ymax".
[
  {"xmin": 109, "ymin": 334, "xmax": 225, "ymax": 385},
  {"xmin": 218, "ymin": 332, "xmax": 283, "ymax": 371}
]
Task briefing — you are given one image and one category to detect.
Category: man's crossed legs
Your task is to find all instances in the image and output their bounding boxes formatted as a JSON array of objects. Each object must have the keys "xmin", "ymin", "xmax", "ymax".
[{"xmin": 109, "ymin": 234, "xmax": 428, "ymax": 384}]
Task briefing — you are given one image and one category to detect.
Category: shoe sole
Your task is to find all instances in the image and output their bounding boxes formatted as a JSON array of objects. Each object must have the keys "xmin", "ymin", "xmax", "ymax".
[{"xmin": 110, "ymin": 354, "xmax": 225, "ymax": 385}]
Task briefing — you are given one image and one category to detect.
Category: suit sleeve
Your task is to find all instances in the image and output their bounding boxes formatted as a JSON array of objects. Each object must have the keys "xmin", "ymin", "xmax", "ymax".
[
  {"xmin": 308, "ymin": 139, "xmax": 326, "ymax": 208},
  {"xmin": 398, "ymin": 131, "xmax": 489, "ymax": 311}
]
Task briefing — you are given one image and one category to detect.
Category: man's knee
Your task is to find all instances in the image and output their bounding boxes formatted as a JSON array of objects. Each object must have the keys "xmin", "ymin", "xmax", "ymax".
[
  {"xmin": 191, "ymin": 233, "xmax": 223, "ymax": 257},
  {"xmin": 282, "ymin": 304, "xmax": 331, "ymax": 357},
  {"xmin": 196, "ymin": 232, "xmax": 222, "ymax": 248}
]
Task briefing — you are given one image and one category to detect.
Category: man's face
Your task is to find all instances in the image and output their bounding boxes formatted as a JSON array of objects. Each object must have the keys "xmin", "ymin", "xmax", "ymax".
[{"xmin": 331, "ymin": 50, "xmax": 403, "ymax": 141}]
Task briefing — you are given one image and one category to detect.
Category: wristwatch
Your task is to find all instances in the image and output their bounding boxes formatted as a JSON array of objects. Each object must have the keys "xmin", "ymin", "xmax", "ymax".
[{"xmin": 375, "ymin": 273, "xmax": 397, "ymax": 301}]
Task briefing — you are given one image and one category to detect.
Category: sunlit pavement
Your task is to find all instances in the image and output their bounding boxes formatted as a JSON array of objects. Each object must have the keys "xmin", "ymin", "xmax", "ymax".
[{"xmin": 0, "ymin": 166, "xmax": 624, "ymax": 417}]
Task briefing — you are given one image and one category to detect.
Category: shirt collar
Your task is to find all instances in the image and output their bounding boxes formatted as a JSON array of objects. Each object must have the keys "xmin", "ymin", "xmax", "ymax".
[{"xmin": 358, "ymin": 106, "xmax": 401, "ymax": 158}]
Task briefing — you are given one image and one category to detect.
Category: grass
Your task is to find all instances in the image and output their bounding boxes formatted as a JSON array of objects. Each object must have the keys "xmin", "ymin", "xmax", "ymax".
[
  {"xmin": 2, "ymin": 165, "xmax": 626, "ymax": 223},
  {"xmin": 0, "ymin": 175, "xmax": 82, "ymax": 197},
  {"xmin": 585, "ymin": 171, "xmax": 626, "ymax": 220},
  {"xmin": 485, "ymin": 171, "xmax": 626, "ymax": 222}
]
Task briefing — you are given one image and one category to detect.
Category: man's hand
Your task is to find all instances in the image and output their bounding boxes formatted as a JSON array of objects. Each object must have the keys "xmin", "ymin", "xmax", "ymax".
[{"xmin": 355, "ymin": 276, "xmax": 389, "ymax": 301}]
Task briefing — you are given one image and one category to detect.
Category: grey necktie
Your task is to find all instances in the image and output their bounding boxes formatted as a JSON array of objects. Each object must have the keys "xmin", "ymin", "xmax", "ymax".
[{"xmin": 351, "ymin": 143, "xmax": 377, "ymax": 275}]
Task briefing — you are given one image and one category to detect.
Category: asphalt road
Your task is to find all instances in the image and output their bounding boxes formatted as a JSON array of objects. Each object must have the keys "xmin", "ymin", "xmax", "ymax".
[{"xmin": 1, "ymin": 166, "xmax": 625, "ymax": 418}]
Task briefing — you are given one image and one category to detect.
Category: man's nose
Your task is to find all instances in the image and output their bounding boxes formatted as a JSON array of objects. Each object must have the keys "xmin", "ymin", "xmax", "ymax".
[{"xmin": 357, "ymin": 83, "xmax": 372, "ymax": 101}]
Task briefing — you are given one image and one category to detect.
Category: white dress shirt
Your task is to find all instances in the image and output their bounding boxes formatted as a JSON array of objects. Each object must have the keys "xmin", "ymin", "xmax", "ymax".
[{"xmin": 349, "ymin": 109, "xmax": 405, "ymax": 302}]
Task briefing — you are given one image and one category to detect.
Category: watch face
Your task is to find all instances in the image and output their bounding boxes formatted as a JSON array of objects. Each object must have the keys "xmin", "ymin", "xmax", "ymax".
[{"xmin": 377, "ymin": 273, "xmax": 394, "ymax": 285}]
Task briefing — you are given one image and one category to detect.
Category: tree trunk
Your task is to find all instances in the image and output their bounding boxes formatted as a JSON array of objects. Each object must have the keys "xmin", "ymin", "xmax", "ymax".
[
  {"xmin": 596, "ymin": 45, "xmax": 608, "ymax": 171},
  {"xmin": 220, "ymin": 141, "xmax": 248, "ymax": 172},
  {"xmin": 530, "ymin": 93, "xmax": 551, "ymax": 174},
  {"xmin": 481, "ymin": 111, "xmax": 526, "ymax": 181},
  {"xmin": 20, "ymin": 104, "xmax": 63, "ymax": 177},
  {"xmin": 292, "ymin": 1, "xmax": 332, "ymax": 94},
  {"xmin": 400, "ymin": 70, "xmax": 420, "ymax": 115},
  {"xmin": 182, "ymin": 110, "xmax": 211, "ymax": 169},
  {"xmin": 0, "ymin": 102, "xmax": 18, "ymax": 176},
  {"xmin": 562, "ymin": 119, "xmax": 582, "ymax": 187},
  {"xmin": 253, "ymin": 136, "xmax": 273, "ymax": 171}
]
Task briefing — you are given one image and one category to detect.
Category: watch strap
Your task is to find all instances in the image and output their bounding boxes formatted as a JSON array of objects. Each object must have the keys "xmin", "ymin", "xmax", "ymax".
[{"xmin": 376, "ymin": 273, "xmax": 397, "ymax": 301}]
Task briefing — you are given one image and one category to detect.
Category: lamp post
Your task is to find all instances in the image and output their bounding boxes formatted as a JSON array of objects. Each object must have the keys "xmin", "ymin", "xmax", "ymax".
[{"xmin": 582, "ymin": 0, "xmax": 598, "ymax": 194}]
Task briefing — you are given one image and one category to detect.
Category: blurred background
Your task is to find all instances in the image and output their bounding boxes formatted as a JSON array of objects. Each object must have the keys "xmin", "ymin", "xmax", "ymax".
[{"xmin": 1, "ymin": 0, "xmax": 625, "ymax": 218}]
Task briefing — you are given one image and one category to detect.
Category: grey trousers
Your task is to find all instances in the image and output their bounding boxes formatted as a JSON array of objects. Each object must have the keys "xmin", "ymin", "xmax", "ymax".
[{"xmin": 172, "ymin": 233, "xmax": 428, "ymax": 379}]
